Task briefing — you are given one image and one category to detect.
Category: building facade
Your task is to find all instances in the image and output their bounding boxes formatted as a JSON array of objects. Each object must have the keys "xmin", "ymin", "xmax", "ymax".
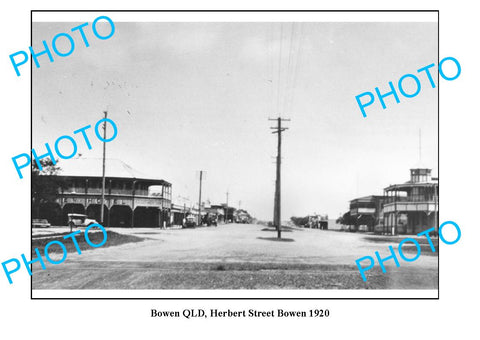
[
  {"xmin": 36, "ymin": 158, "xmax": 172, "ymax": 228},
  {"xmin": 349, "ymin": 195, "xmax": 384, "ymax": 232},
  {"xmin": 383, "ymin": 168, "xmax": 438, "ymax": 235}
]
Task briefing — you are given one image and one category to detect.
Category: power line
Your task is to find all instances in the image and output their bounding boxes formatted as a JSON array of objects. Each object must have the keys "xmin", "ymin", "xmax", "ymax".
[
  {"xmin": 276, "ymin": 24, "xmax": 284, "ymax": 115},
  {"xmin": 273, "ymin": 22, "xmax": 303, "ymax": 117},
  {"xmin": 282, "ymin": 23, "xmax": 296, "ymax": 114},
  {"xmin": 269, "ymin": 23, "xmax": 275, "ymax": 117},
  {"xmin": 285, "ymin": 23, "xmax": 304, "ymax": 115}
]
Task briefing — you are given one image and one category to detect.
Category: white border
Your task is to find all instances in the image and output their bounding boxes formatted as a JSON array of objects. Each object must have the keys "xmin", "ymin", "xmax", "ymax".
[
  {"xmin": 33, "ymin": 289, "xmax": 438, "ymax": 299},
  {"xmin": 32, "ymin": 11, "xmax": 438, "ymax": 22}
]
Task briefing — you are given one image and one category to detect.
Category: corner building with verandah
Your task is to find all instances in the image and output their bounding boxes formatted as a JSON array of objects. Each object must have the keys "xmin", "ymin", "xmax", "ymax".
[
  {"xmin": 40, "ymin": 158, "xmax": 172, "ymax": 228},
  {"xmin": 383, "ymin": 167, "xmax": 438, "ymax": 235}
]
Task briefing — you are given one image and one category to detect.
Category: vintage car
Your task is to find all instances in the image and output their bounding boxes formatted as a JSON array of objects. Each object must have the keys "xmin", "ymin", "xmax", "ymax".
[
  {"xmin": 32, "ymin": 219, "xmax": 51, "ymax": 228},
  {"xmin": 67, "ymin": 213, "xmax": 99, "ymax": 231},
  {"xmin": 183, "ymin": 215, "xmax": 197, "ymax": 228}
]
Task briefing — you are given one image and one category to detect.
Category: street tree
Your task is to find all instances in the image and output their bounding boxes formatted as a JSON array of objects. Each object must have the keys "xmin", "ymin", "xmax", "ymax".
[{"xmin": 32, "ymin": 159, "xmax": 67, "ymax": 221}]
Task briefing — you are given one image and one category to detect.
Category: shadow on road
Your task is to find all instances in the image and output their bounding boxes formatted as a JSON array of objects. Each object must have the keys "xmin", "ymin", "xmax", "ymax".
[
  {"xmin": 261, "ymin": 228, "xmax": 293, "ymax": 232},
  {"xmin": 257, "ymin": 236, "xmax": 295, "ymax": 242}
]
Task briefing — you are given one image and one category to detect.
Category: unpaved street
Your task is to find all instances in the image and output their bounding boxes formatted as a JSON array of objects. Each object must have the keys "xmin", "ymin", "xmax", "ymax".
[{"xmin": 32, "ymin": 224, "xmax": 438, "ymax": 290}]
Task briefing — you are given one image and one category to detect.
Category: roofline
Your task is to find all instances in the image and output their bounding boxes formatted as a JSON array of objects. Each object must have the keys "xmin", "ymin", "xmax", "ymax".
[
  {"xmin": 349, "ymin": 195, "xmax": 384, "ymax": 203},
  {"xmin": 44, "ymin": 174, "xmax": 171, "ymax": 186},
  {"xmin": 384, "ymin": 182, "xmax": 438, "ymax": 191}
]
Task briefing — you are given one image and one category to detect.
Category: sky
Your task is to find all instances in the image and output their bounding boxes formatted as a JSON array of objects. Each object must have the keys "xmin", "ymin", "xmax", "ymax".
[{"xmin": 32, "ymin": 19, "xmax": 438, "ymax": 220}]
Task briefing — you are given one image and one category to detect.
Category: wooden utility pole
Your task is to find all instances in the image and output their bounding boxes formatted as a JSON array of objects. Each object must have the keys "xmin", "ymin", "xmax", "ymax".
[
  {"xmin": 225, "ymin": 190, "xmax": 229, "ymax": 223},
  {"xmin": 178, "ymin": 195, "xmax": 189, "ymax": 224},
  {"xmin": 100, "ymin": 110, "xmax": 107, "ymax": 225},
  {"xmin": 198, "ymin": 170, "xmax": 204, "ymax": 226},
  {"xmin": 269, "ymin": 117, "xmax": 290, "ymax": 239}
]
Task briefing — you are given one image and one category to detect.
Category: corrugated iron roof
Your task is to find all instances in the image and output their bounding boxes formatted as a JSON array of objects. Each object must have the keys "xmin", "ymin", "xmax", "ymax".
[{"xmin": 56, "ymin": 157, "xmax": 157, "ymax": 180}]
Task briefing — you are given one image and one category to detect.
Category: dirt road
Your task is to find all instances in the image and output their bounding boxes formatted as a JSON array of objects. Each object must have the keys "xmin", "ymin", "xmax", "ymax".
[{"xmin": 32, "ymin": 223, "xmax": 438, "ymax": 291}]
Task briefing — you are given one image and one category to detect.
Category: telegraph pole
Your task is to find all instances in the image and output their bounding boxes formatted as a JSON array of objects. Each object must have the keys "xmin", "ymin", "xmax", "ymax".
[
  {"xmin": 100, "ymin": 110, "xmax": 107, "ymax": 225},
  {"xmin": 198, "ymin": 170, "xmax": 204, "ymax": 226},
  {"xmin": 225, "ymin": 190, "xmax": 229, "ymax": 223},
  {"xmin": 269, "ymin": 117, "xmax": 290, "ymax": 239},
  {"xmin": 178, "ymin": 195, "xmax": 189, "ymax": 223}
]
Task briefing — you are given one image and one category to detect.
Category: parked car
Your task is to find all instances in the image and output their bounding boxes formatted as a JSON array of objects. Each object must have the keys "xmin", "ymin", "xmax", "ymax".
[
  {"xmin": 183, "ymin": 215, "xmax": 196, "ymax": 228},
  {"xmin": 32, "ymin": 219, "xmax": 51, "ymax": 228},
  {"xmin": 67, "ymin": 213, "xmax": 99, "ymax": 231}
]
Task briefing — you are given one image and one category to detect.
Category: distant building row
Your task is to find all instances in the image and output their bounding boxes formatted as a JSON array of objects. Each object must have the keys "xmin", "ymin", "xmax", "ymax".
[{"xmin": 34, "ymin": 158, "xmax": 252, "ymax": 228}]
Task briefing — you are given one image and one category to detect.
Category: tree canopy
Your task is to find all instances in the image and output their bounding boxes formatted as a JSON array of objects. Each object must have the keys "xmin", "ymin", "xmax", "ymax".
[{"xmin": 32, "ymin": 159, "xmax": 67, "ymax": 218}]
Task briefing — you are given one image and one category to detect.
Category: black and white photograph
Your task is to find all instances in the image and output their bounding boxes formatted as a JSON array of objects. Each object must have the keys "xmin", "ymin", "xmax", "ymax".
[
  {"xmin": 3, "ymin": 2, "xmax": 480, "ymax": 339},
  {"xmin": 29, "ymin": 12, "xmax": 439, "ymax": 297}
]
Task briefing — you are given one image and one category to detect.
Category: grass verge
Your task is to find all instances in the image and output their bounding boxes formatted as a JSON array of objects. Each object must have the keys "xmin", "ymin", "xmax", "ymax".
[{"xmin": 31, "ymin": 231, "xmax": 145, "ymax": 257}]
